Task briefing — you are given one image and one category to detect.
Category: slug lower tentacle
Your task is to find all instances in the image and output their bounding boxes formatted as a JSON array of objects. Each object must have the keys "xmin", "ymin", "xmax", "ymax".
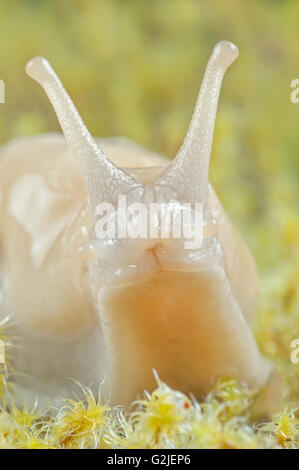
[{"xmin": 0, "ymin": 41, "xmax": 280, "ymax": 412}]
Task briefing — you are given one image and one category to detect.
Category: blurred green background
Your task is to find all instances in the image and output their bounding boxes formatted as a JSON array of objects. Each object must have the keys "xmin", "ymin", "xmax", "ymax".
[{"xmin": 0, "ymin": 0, "xmax": 298, "ymax": 270}]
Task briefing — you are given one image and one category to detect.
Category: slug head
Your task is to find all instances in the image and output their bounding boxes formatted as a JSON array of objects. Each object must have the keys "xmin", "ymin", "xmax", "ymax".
[
  {"xmin": 25, "ymin": 44, "xmax": 278, "ymax": 408},
  {"xmin": 26, "ymin": 41, "xmax": 239, "ymax": 287}
]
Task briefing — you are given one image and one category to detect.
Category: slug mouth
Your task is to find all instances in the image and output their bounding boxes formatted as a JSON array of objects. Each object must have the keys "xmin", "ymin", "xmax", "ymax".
[{"xmin": 87, "ymin": 232, "xmax": 224, "ymax": 289}]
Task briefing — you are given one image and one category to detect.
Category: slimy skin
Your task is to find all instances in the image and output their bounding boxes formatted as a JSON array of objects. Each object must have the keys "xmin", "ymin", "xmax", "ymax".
[{"xmin": 0, "ymin": 41, "xmax": 279, "ymax": 410}]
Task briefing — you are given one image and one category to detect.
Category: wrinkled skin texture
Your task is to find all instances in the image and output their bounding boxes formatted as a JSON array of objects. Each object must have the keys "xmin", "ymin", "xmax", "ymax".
[{"xmin": 0, "ymin": 42, "xmax": 280, "ymax": 411}]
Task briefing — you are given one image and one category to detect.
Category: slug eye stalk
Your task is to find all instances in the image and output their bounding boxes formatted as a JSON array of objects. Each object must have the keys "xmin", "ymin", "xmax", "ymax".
[
  {"xmin": 157, "ymin": 41, "xmax": 239, "ymax": 204},
  {"xmin": 25, "ymin": 57, "xmax": 140, "ymax": 211}
]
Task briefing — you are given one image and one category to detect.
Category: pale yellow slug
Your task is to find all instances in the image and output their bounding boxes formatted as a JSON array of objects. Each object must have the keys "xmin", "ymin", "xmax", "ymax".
[{"xmin": 0, "ymin": 41, "xmax": 280, "ymax": 412}]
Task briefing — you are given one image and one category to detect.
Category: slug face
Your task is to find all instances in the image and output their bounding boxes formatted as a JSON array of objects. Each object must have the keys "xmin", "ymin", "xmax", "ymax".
[
  {"xmin": 25, "ymin": 42, "xmax": 278, "ymax": 408},
  {"xmin": 25, "ymin": 41, "xmax": 237, "ymax": 288}
]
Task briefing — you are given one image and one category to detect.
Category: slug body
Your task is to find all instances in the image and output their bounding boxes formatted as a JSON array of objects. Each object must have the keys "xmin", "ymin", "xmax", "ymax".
[{"xmin": 0, "ymin": 42, "xmax": 276, "ymax": 408}]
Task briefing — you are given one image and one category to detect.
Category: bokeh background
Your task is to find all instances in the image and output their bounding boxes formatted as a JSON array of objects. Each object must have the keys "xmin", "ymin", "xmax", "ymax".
[{"xmin": 0, "ymin": 0, "xmax": 298, "ymax": 400}]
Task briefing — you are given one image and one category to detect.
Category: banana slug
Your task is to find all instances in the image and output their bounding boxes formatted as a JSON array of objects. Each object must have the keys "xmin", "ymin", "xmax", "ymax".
[{"xmin": 0, "ymin": 41, "xmax": 280, "ymax": 410}]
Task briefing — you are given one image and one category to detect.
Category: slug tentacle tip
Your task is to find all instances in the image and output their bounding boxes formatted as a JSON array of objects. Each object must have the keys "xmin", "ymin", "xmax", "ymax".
[
  {"xmin": 213, "ymin": 40, "xmax": 239, "ymax": 68},
  {"xmin": 25, "ymin": 56, "xmax": 52, "ymax": 84}
]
